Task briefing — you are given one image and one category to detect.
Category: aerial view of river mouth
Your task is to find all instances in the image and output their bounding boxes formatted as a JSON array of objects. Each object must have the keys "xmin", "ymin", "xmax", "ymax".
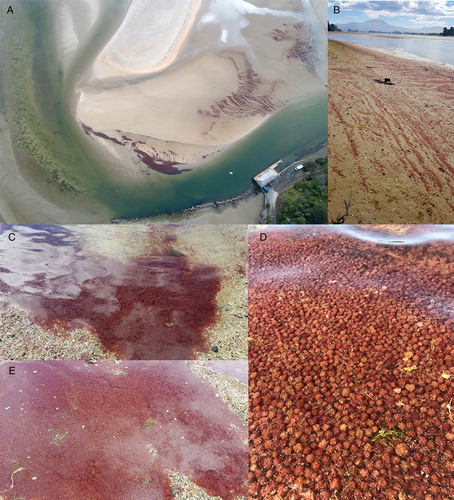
[{"xmin": 0, "ymin": 0, "xmax": 327, "ymax": 223}]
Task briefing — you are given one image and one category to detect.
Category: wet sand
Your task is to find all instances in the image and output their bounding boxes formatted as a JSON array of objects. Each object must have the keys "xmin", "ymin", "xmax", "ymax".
[
  {"xmin": 328, "ymin": 40, "xmax": 454, "ymax": 224},
  {"xmin": 153, "ymin": 192, "xmax": 264, "ymax": 225}
]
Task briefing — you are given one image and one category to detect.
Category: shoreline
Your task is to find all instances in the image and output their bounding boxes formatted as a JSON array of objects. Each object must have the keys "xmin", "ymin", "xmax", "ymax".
[
  {"xmin": 112, "ymin": 143, "xmax": 329, "ymax": 225},
  {"xmin": 113, "ymin": 185, "xmax": 263, "ymax": 225},
  {"xmin": 328, "ymin": 39, "xmax": 454, "ymax": 224},
  {"xmin": 0, "ymin": 92, "xmax": 322, "ymax": 224},
  {"xmin": 329, "ymin": 33, "xmax": 454, "ymax": 68}
]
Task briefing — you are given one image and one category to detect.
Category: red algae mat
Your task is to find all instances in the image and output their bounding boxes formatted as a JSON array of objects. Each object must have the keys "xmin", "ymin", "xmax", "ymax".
[
  {"xmin": 0, "ymin": 361, "xmax": 247, "ymax": 499},
  {"xmin": 0, "ymin": 226, "xmax": 220, "ymax": 359},
  {"xmin": 249, "ymin": 226, "xmax": 453, "ymax": 499}
]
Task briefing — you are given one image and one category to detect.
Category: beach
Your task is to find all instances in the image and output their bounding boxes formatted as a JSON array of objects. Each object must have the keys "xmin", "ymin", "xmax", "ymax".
[
  {"xmin": 157, "ymin": 192, "xmax": 264, "ymax": 225},
  {"xmin": 328, "ymin": 39, "xmax": 454, "ymax": 224}
]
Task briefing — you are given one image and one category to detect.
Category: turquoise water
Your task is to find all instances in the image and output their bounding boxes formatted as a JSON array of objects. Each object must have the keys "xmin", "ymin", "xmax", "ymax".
[
  {"xmin": 4, "ymin": 0, "xmax": 327, "ymax": 221},
  {"xmin": 329, "ymin": 33, "xmax": 454, "ymax": 66}
]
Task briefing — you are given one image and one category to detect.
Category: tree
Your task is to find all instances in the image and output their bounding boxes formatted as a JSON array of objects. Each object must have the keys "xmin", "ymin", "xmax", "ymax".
[
  {"xmin": 306, "ymin": 204, "xmax": 328, "ymax": 224},
  {"xmin": 276, "ymin": 170, "xmax": 327, "ymax": 224},
  {"xmin": 441, "ymin": 26, "xmax": 454, "ymax": 36},
  {"xmin": 328, "ymin": 22, "xmax": 342, "ymax": 32}
]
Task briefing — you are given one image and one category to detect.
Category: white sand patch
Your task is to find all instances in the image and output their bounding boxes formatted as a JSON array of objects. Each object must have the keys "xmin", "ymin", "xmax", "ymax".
[{"xmin": 92, "ymin": 0, "xmax": 201, "ymax": 80}]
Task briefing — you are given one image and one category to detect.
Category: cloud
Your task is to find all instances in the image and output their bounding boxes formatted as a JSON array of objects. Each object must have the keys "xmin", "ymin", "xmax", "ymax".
[{"xmin": 329, "ymin": 0, "xmax": 454, "ymax": 16}]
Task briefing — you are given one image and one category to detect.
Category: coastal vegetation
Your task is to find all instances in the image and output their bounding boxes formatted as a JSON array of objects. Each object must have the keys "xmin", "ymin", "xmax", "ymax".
[
  {"xmin": 276, "ymin": 158, "xmax": 327, "ymax": 224},
  {"xmin": 328, "ymin": 22, "xmax": 342, "ymax": 32}
]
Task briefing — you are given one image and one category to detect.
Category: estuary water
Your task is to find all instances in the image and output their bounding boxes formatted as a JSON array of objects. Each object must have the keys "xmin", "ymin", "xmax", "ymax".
[
  {"xmin": 2, "ymin": 0, "xmax": 327, "ymax": 222},
  {"xmin": 329, "ymin": 33, "xmax": 454, "ymax": 67}
]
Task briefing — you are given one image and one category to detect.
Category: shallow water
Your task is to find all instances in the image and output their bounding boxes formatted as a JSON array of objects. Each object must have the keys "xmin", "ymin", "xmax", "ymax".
[
  {"xmin": 91, "ymin": 92, "xmax": 327, "ymax": 220},
  {"xmin": 249, "ymin": 225, "xmax": 454, "ymax": 321},
  {"xmin": 329, "ymin": 33, "xmax": 454, "ymax": 66},
  {"xmin": 326, "ymin": 224, "xmax": 454, "ymax": 245},
  {"xmin": 206, "ymin": 360, "xmax": 248, "ymax": 384}
]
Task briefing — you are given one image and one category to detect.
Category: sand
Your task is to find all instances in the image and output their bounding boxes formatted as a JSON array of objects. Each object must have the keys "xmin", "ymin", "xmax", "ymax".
[
  {"xmin": 328, "ymin": 39, "xmax": 454, "ymax": 224},
  {"xmin": 78, "ymin": 50, "xmax": 268, "ymax": 148},
  {"xmin": 92, "ymin": 0, "xmax": 202, "ymax": 79}
]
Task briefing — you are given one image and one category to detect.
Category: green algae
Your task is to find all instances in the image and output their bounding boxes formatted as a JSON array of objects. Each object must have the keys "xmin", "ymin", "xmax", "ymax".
[
  {"xmin": 48, "ymin": 428, "xmax": 69, "ymax": 445},
  {"xmin": 371, "ymin": 428, "xmax": 405, "ymax": 443}
]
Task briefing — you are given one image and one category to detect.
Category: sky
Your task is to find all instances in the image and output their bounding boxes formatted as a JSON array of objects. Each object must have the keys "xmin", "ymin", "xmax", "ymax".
[{"xmin": 328, "ymin": 1, "xmax": 454, "ymax": 28}]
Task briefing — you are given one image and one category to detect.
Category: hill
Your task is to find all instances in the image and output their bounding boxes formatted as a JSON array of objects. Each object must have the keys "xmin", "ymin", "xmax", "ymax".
[{"xmin": 337, "ymin": 19, "xmax": 443, "ymax": 34}]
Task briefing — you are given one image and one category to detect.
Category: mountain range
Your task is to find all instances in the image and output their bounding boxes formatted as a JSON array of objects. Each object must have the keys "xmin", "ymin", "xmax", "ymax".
[{"xmin": 337, "ymin": 19, "xmax": 444, "ymax": 34}]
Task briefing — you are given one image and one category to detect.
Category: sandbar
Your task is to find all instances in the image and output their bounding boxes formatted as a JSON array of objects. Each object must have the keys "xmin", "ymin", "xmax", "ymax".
[{"xmin": 76, "ymin": 0, "xmax": 324, "ymax": 177}]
